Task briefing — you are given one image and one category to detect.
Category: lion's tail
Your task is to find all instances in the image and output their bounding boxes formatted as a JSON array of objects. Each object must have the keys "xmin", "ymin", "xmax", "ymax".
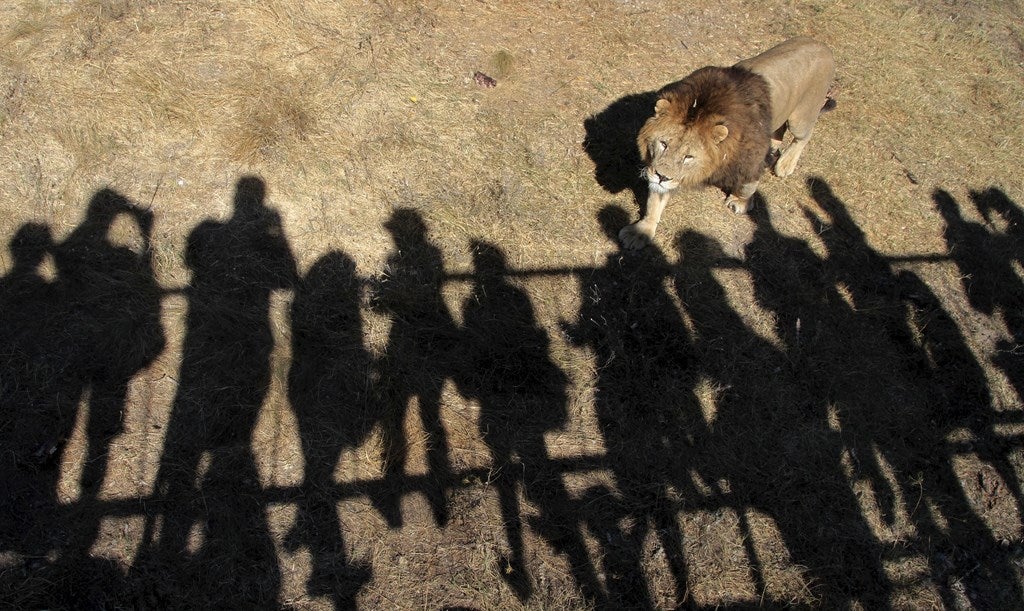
[{"xmin": 821, "ymin": 83, "xmax": 838, "ymax": 113}]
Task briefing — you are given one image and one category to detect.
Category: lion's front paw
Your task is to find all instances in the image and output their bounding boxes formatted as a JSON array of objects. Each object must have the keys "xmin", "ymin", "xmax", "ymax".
[
  {"xmin": 725, "ymin": 195, "xmax": 752, "ymax": 214},
  {"xmin": 619, "ymin": 221, "xmax": 657, "ymax": 249}
]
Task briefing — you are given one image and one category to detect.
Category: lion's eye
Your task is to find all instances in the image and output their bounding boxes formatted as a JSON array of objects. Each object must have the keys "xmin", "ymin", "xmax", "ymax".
[
  {"xmin": 683, "ymin": 154, "xmax": 695, "ymax": 163},
  {"xmin": 657, "ymin": 140, "xmax": 668, "ymax": 152}
]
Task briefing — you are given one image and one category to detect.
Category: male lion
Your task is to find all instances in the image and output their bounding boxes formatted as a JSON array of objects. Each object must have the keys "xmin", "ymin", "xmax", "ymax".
[{"xmin": 621, "ymin": 37, "xmax": 835, "ymax": 249}]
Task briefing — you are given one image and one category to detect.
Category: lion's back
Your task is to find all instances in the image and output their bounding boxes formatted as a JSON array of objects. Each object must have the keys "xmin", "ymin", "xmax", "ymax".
[{"xmin": 735, "ymin": 37, "xmax": 834, "ymax": 131}]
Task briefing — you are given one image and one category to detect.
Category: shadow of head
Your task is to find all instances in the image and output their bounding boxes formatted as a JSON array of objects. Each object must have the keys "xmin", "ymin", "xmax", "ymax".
[
  {"xmin": 971, "ymin": 187, "xmax": 1024, "ymax": 231},
  {"xmin": 806, "ymin": 176, "xmax": 842, "ymax": 215},
  {"xmin": 9, "ymin": 223, "xmax": 54, "ymax": 272},
  {"xmin": 86, "ymin": 188, "xmax": 133, "ymax": 218},
  {"xmin": 384, "ymin": 208, "xmax": 430, "ymax": 246},
  {"xmin": 304, "ymin": 251, "xmax": 360, "ymax": 293},
  {"xmin": 81, "ymin": 189, "xmax": 152, "ymax": 239},
  {"xmin": 469, "ymin": 239, "xmax": 508, "ymax": 278},
  {"xmin": 933, "ymin": 188, "xmax": 963, "ymax": 224},
  {"xmin": 232, "ymin": 175, "xmax": 269, "ymax": 220},
  {"xmin": 805, "ymin": 176, "xmax": 865, "ymax": 239},
  {"xmin": 674, "ymin": 229, "xmax": 726, "ymax": 265}
]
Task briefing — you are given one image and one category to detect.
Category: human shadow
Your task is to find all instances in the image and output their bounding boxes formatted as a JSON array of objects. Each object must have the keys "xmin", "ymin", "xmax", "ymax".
[
  {"xmin": 732, "ymin": 199, "xmax": 893, "ymax": 606},
  {"xmin": 805, "ymin": 180, "xmax": 1024, "ymax": 606},
  {"xmin": 936, "ymin": 186, "xmax": 1024, "ymax": 415},
  {"xmin": 49, "ymin": 191, "xmax": 167, "ymax": 606},
  {"xmin": 454, "ymin": 240, "xmax": 598, "ymax": 602},
  {"xmin": 971, "ymin": 187, "xmax": 1024, "ymax": 271},
  {"xmin": 582, "ymin": 91, "xmax": 659, "ymax": 212},
  {"xmin": 286, "ymin": 251, "xmax": 374, "ymax": 609},
  {"xmin": 965, "ymin": 187, "xmax": 1024, "ymax": 399},
  {"xmin": 134, "ymin": 176, "xmax": 295, "ymax": 607},
  {"xmin": 0, "ymin": 224, "xmax": 80, "ymax": 564},
  {"xmin": 889, "ymin": 270, "xmax": 1024, "ymax": 607},
  {"xmin": 1, "ymin": 190, "xmax": 166, "ymax": 606},
  {"xmin": 677, "ymin": 222, "xmax": 897, "ymax": 605},
  {"xmin": 54, "ymin": 190, "xmax": 166, "ymax": 534},
  {"xmin": 370, "ymin": 208, "xmax": 457, "ymax": 528},
  {"xmin": 806, "ymin": 179, "xmax": 1000, "ymax": 421},
  {"xmin": 671, "ymin": 228, "xmax": 782, "ymax": 599},
  {"xmin": 562, "ymin": 206, "xmax": 699, "ymax": 608},
  {"xmin": 937, "ymin": 188, "xmax": 1024, "ymax": 340},
  {"xmin": 56, "ymin": 191, "xmax": 163, "ymax": 482}
]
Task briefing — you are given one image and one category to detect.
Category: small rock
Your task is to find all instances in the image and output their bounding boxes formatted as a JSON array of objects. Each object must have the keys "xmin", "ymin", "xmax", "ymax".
[{"xmin": 473, "ymin": 71, "xmax": 497, "ymax": 88}]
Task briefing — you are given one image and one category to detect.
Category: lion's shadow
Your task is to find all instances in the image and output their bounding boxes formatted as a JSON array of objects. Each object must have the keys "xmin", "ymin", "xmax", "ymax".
[{"xmin": 582, "ymin": 90, "xmax": 658, "ymax": 213}]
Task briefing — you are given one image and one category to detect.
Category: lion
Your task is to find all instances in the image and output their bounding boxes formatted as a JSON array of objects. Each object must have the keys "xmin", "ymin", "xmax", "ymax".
[{"xmin": 620, "ymin": 37, "xmax": 835, "ymax": 249}]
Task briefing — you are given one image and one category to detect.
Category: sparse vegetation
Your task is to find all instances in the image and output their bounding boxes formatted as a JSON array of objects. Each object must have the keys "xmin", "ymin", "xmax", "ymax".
[{"xmin": 1, "ymin": 1, "xmax": 1023, "ymax": 608}]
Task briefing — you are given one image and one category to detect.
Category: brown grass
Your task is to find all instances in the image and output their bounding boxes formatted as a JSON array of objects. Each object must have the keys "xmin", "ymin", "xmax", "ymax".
[{"xmin": 2, "ymin": 0, "xmax": 1024, "ymax": 608}]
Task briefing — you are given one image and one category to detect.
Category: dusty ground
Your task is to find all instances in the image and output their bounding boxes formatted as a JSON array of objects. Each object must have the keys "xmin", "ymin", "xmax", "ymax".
[{"xmin": 1, "ymin": 0, "xmax": 1023, "ymax": 608}]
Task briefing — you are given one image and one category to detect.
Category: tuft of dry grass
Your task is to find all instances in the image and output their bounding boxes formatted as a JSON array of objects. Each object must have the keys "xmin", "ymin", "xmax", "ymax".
[{"xmin": 2, "ymin": 0, "xmax": 1024, "ymax": 608}]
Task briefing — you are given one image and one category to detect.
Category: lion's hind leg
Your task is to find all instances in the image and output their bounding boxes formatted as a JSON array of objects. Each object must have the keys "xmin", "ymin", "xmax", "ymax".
[
  {"xmin": 771, "ymin": 124, "xmax": 786, "ymax": 153},
  {"xmin": 774, "ymin": 107, "xmax": 821, "ymax": 178},
  {"xmin": 765, "ymin": 124, "xmax": 786, "ymax": 170}
]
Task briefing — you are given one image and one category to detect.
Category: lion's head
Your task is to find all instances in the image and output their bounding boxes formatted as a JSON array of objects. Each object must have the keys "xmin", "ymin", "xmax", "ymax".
[
  {"xmin": 637, "ymin": 97, "xmax": 729, "ymax": 194},
  {"xmin": 636, "ymin": 66, "xmax": 771, "ymax": 195}
]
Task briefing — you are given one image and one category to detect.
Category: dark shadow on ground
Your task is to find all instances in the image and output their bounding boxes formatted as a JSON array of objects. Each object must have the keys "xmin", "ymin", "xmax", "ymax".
[
  {"xmin": 578, "ymin": 179, "xmax": 1024, "ymax": 607},
  {"xmin": 563, "ymin": 206, "xmax": 700, "ymax": 609},
  {"xmin": 582, "ymin": 91, "xmax": 659, "ymax": 214},
  {"xmin": 942, "ymin": 187, "xmax": 1024, "ymax": 400},
  {"xmin": 2, "ymin": 175, "xmax": 1023, "ymax": 610},
  {"xmin": 674, "ymin": 180, "xmax": 1022, "ymax": 607},
  {"xmin": 54, "ymin": 191, "xmax": 167, "ymax": 604},
  {"xmin": 0, "ymin": 223, "xmax": 75, "ymax": 564},
  {"xmin": 702, "ymin": 196, "xmax": 894, "ymax": 606},
  {"xmin": 798, "ymin": 180, "xmax": 1024, "ymax": 605},
  {"xmin": 286, "ymin": 251, "xmax": 375, "ymax": 608},
  {"xmin": 970, "ymin": 187, "xmax": 1024, "ymax": 400},
  {"xmin": 370, "ymin": 209, "xmax": 458, "ymax": 528},
  {"xmin": 0, "ymin": 191, "xmax": 166, "ymax": 608},
  {"xmin": 131, "ymin": 176, "xmax": 296, "ymax": 607},
  {"xmin": 454, "ymin": 240, "xmax": 599, "ymax": 603},
  {"xmin": 0, "ymin": 221, "xmax": 104, "ymax": 607},
  {"xmin": 55, "ymin": 191, "xmax": 166, "ymax": 504}
]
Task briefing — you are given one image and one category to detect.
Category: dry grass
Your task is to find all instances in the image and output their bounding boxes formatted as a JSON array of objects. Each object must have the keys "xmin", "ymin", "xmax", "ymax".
[{"xmin": 2, "ymin": 0, "xmax": 1024, "ymax": 608}]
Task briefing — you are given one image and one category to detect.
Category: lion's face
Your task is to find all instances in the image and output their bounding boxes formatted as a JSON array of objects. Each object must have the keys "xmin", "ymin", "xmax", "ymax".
[{"xmin": 637, "ymin": 97, "xmax": 729, "ymax": 193}]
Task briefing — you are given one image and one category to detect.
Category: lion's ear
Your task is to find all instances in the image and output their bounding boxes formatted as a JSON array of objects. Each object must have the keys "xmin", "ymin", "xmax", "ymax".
[
  {"xmin": 711, "ymin": 124, "xmax": 729, "ymax": 144},
  {"xmin": 654, "ymin": 98, "xmax": 671, "ymax": 115}
]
